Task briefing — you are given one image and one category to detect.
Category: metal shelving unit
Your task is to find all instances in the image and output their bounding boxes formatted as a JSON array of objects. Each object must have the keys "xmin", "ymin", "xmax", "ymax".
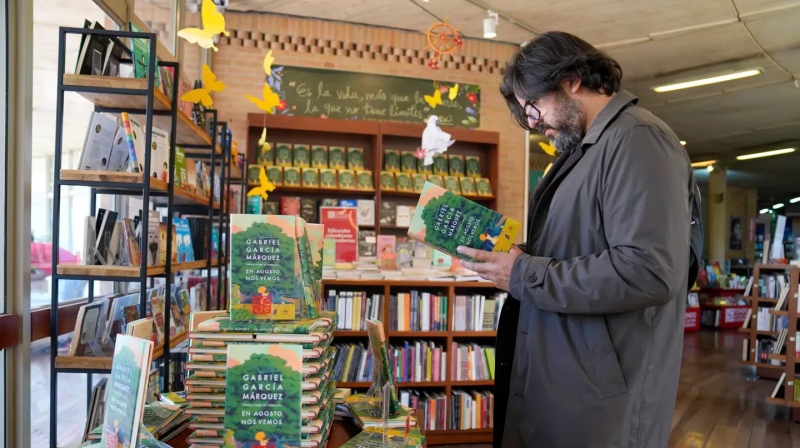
[{"xmin": 48, "ymin": 26, "xmax": 231, "ymax": 446}]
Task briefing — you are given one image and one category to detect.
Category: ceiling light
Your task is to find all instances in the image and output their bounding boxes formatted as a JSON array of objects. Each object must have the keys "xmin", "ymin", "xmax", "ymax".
[
  {"xmin": 736, "ymin": 148, "xmax": 796, "ymax": 160},
  {"xmin": 483, "ymin": 10, "xmax": 499, "ymax": 39},
  {"xmin": 791, "ymin": 197, "xmax": 800, "ymax": 204},
  {"xmin": 706, "ymin": 165, "xmax": 714, "ymax": 172},
  {"xmin": 653, "ymin": 69, "xmax": 762, "ymax": 93},
  {"xmin": 760, "ymin": 208, "xmax": 770, "ymax": 214},
  {"xmin": 680, "ymin": 141, "xmax": 686, "ymax": 145},
  {"xmin": 773, "ymin": 203, "xmax": 785, "ymax": 209},
  {"xmin": 691, "ymin": 160, "xmax": 716, "ymax": 168}
]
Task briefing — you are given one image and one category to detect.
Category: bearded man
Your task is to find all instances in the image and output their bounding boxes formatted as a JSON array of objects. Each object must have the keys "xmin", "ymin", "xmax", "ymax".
[{"xmin": 457, "ymin": 31, "xmax": 699, "ymax": 448}]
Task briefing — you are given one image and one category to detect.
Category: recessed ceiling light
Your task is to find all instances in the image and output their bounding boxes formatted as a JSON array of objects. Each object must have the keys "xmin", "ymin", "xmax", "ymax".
[
  {"xmin": 691, "ymin": 160, "xmax": 716, "ymax": 168},
  {"xmin": 653, "ymin": 69, "xmax": 762, "ymax": 93},
  {"xmin": 760, "ymin": 208, "xmax": 770, "ymax": 214},
  {"xmin": 791, "ymin": 197, "xmax": 800, "ymax": 204},
  {"xmin": 773, "ymin": 203, "xmax": 785, "ymax": 209},
  {"xmin": 706, "ymin": 165, "xmax": 714, "ymax": 172},
  {"xmin": 736, "ymin": 148, "xmax": 796, "ymax": 160},
  {"xmin": 680, "ymin": 141, "xmax": 686, "ymax": 145}
]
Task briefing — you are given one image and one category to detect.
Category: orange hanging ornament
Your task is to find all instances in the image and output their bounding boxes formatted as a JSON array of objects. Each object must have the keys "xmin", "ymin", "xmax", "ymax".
[{"xmin": 421, "ymin": 19, "xmax": 463, "ymax": 70}]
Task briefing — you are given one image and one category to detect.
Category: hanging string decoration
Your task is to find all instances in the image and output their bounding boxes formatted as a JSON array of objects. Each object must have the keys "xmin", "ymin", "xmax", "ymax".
[
  {"xmin": 180, "ymin": 64, "xmax": 226, "ymax": 107},
  {"xmin": 246, "ymin": 51, "xmax": 284, "ymax": 114},
  {"xmin": 420, "ymin": 19, "xmax": 463, "ymax": 70},
  {"xmin": 177, "ymin": 0, "xmax": 230, "ymax": 52}
]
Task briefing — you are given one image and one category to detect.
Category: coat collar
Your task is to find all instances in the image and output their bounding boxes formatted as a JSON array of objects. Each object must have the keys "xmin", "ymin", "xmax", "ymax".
[{"xmin": 580, "ymin": 89, "xmax": 638, "ymax": 148}]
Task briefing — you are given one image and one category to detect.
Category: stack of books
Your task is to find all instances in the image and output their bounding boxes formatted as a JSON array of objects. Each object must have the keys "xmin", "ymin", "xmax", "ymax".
[{"xmin": 182, "ymin": 310, "xmax": 338, "ymax": 448}]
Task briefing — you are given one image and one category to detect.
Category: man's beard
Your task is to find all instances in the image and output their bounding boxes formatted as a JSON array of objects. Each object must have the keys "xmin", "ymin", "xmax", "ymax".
[{"xmin": 536, "ymin": 92, "xmax": 584, "ymax": 154}]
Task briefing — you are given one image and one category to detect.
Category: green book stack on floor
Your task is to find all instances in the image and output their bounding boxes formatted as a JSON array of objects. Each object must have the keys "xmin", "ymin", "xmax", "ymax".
[{"xmin": 182, "ymin": 310, "xmax": 338, "ymax": 448}]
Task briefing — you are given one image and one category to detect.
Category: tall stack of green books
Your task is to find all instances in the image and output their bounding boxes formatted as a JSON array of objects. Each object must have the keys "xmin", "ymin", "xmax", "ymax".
[{"xmin": 183, "ymin": 311, "xmax": 338, "ymax": 447}]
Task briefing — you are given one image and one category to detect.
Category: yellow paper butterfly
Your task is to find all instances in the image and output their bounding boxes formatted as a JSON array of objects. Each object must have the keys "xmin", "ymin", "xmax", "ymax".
[
  {"xmin": 262, "ymin": 50, "xmax": 275, "ymax": 77},
  {"xmin": 247, "ymin": 166, "xmax": 276, "ymax": 200},
  {"xmin": 247, "ymin": 83, "xmax": 281, "ymax": 114},
  {"xmin": 177, "ymin": 0, "xmax": 230, "ymax": 52},
  {"xmin": 179, "ymin": 64, "xmax": 226, "ymax": 107},
  {"xmin": 424, "ymin": 89, "xmax": 442, "ymax": 108},
  {"xmin": 448, "ymin": 84, "xmax": 459, "ymax": 101},
  {"xmin": 539, "ymin": 141, "xmax": 557, "ymax": 157}
]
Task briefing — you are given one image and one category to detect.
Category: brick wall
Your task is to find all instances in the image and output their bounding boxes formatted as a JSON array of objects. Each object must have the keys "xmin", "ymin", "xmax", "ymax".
[{"xmin": 210, "ymin": 13, "xmax": 528, "ymax": 224}]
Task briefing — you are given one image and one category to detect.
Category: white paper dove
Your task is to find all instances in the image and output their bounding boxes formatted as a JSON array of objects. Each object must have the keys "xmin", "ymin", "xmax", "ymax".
[{"xmin": 421, "ymin": 115, "xmax": 455, "ymax": 165}]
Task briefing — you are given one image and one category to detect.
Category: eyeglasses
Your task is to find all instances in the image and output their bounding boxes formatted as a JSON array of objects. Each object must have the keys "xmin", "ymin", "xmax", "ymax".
[{"xmin": 524, "ymin": 100, "xmax": 541, "ymax": 123}]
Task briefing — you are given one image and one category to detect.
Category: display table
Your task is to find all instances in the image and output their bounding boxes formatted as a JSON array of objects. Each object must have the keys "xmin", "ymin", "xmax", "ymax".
[
  {"xmin": 684, "ymin": 307, "xmax": 701, "ymax": 332},
  {"xmin": 699, "ymin": 304, "xmax": 750, "ymax": 328},
  {"xmin": 164, "ymin": 415, "xmax": 428, "ymax": 447}
]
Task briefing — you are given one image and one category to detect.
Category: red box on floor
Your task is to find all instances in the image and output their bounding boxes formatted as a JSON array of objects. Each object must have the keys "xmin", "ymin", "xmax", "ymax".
[{"xmin": 684, "ymin": 307, "xmax": 700, "ymax": 332}]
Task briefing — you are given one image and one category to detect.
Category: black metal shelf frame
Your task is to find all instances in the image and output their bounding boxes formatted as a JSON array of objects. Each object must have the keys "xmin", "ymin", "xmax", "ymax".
[{"xmin": 48, "ymin": 26, "xmax": 232, "ymax": 446}]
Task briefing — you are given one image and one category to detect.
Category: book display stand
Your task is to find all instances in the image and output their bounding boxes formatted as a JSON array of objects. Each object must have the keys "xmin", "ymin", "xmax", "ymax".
[{"xmin": 48, "ymin": 26, "xmax": 236, "ymax": 447}]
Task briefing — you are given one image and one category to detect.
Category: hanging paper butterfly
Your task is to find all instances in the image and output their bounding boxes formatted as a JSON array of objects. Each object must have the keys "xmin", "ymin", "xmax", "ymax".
[
  {"xmin": 177, "ymin": 0, "xmax": 230, "ymax": 51},
  {"xmin": 247, "ymin": 83, "xmax": 281, "ymax": 114},
  {"xmin": 247, "ymin": 166, "xmax": 276, "ymax": 200},
  {"xmin": 179, "ymin": 64, "xmax": 226, "ymax": 107}
]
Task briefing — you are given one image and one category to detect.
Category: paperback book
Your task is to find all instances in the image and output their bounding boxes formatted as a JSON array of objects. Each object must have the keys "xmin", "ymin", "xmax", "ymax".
[{"xmin": 407, "ymin": 182, "xmax": 521, "ymax": 261}]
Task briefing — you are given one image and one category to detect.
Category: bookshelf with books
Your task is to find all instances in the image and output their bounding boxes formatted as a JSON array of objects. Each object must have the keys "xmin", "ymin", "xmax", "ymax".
[
  {"xmin": 323, "ymin": 279, "xmax": 502, "ymax": 444},
  {"xmin": 49, "ymin": 26, "xmax": 235, "ymax": 446},
  {"xmin": 244, "ymin": 114, "xmax": 499, "ymax": 240}
]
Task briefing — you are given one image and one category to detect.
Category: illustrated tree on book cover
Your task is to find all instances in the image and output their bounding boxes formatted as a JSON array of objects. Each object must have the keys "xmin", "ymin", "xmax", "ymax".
[
  {"xmin": 102, "ymin": 343, "xmax": 145, "ymax": 447},
  {"xmin": 417, "ymin": 188, "xmax": 507, "ymax": 253},
  {"xmin": 224, "ymin": 345, "xmax": 303, "ymax": 448},
  {"xmin": 365, "ymin": 319, "xmax": 400, "ymax": 415},
  {"xmin": 230, "ymin": 217, "xmax": 303, "ymax": 321}
]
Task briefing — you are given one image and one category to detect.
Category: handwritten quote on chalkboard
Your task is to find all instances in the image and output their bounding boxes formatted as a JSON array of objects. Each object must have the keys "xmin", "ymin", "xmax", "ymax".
[{"xmin": 266, "ymin": 66, "xmax": 481, "ymax": 128}]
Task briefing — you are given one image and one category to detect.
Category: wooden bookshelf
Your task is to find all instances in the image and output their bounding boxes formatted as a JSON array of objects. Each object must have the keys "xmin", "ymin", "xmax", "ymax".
[
  {"xmin": 54, "ymin": 330, "xmax": 189, "ymax": 371},
  {"xmin": 322, "ymin": 279, "xmax": 498, "ymax": 443},
  {"xmin": 56, "ymin": 259, "xmax": 221, "ymax": 279},
  {"xmin": 246, "ymin": 114, "xmax": 499, "ymax": 235},
  {"xmin": 742, "ymin": 264, "xmax": 800, "ymax": 403}
]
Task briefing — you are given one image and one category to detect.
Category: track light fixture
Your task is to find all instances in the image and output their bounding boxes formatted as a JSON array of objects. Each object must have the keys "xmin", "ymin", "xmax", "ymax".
[{"xmin": 484, "ymin": 10, "xmax": 499, "ymax": 39}]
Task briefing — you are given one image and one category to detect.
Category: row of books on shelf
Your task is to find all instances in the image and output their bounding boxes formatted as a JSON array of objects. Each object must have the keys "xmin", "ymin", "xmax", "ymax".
[
  {"xmin": 759, "ymin": 273, "xmax": 790, "ymax": 299},
  {"xmin": 67, "ymin": 277, "xmax": 217, "ymax": 356},
  {"xmin": 331, "ymin": 341, "xmax": 495, "ymax": 383},
  {"xmin": 387, "ymin": 389, "xmax": 494, "ymax": 431},
  {"xmin": 83, "ymin": 208, "xmax": 221, "ymax": 267},
  {"xmin": 755, "ymin": 307, "xmax": 789, "ymax": 332},
  {"xmin": 256, "ymin": 143, "xmax": 486, "ymax": 178},
  {"xmin": 324, "ymin": 290, "xmax": 383, "ymax": 331}
]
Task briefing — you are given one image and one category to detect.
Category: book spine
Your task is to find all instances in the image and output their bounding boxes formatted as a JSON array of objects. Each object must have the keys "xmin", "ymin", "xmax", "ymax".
[{"xmin": 120, "ymin": 112, "xmax": 140, "ymax": 173}]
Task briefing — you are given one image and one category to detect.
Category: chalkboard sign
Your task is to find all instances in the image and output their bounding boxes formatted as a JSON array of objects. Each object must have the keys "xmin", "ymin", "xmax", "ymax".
[{"xmin": 266, "ymin": 66, "xmax": 481, "ymax": 128}]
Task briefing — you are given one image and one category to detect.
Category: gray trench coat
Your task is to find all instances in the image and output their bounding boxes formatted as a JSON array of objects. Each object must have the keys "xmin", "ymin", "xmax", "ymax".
[{"xmin": 494, "ymin": 90, "xmax": 694, "ymax": 448}]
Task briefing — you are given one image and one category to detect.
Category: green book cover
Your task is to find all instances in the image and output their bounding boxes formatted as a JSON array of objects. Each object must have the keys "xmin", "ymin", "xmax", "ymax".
[
  {"xmin": 319, "ymin": 169, "xmax": 337, "ymax": 189},
  {"xmin": 364, "ymin": 319, "xmax": 400, "ymax": 415},
  {"xmin": 258, "ymin": 143, "xmax": 274, "ymax": 166},
  {"xmin": 338, "ymin": 170, "xmax": 356, "ymax": 189},
  {"xmin": 383, "ymin": 149, "xmax": 400, "ymax": 172},
  {"xmin": 460, "ymin": 177, "xmax": 477, "ymax": 196},
  {"xmin": 295, "ymin": 219, "xmax": 320, "ymax": 319},
  {"xmin": 476, "ymin": 178, "xmax": 493, "ymax": 197},
  {"xmin": 175, "ymin": 146, "xmax": 188, "ymax": 190},
  {"xmin": 247, "ymin": 165, "xmax": 262, "ymax": 185},
  {"xmin": 301, "ymin": 168, "xmax": 320, "ymax": 188},
  {"xmin": 101, "ymin": 335, "xmax": 154, "ymax": 448},
  {"xmin": 283, "ymin": 167, "xmax": 301, "ymax": 187},
  {"xmin": 448, "ymin": 154, "xmax": 465, "ymax": 176},
  {"xmin": 426, "ymin": 175, "xmax": 444, "ymax": 188},
  {"xmin": 230, "ymin": 215, "xmax": 307, "ymax": 321},
  {"xmin": 306, "ymin": 223, "xmax": 325, "ymax": 306},
  {"xmin": 197, "ymin": 311, "xmax": 334, "ymax": 334},
  {"xmin": 223, "ymin": 344, "xmax": 303, "ymax": 447},
  {"xmin": 356, "ymin": 170, "xmax": 373, "ymax": 190},
  {"xmin": 246, "ymin": 196, "xmax": 262, "ymax": 215},
  {"xmin": 264, "ymin": 201, "xmax": 280, "ymax": 215},
  {"xmin": 432, "ymin": 154, "xmax": 448, "ymax": 175},
  {"xmin": 407, "ymin": 182, "xmax": 522, "ymax": 261},
  {"xmin": 400, "ymin": 151, "xmax": 418, "ymax": 174},
  {"xmin": 411, "ymin": 174, "xmax": 427, "ymax": 193},
  {"xmin": 444, "ymin": 175, "xmax": 462, "ymax": 194},
  {"xmin": 380, "ymin": 172, "xmax": 396, "ymax": 190},
  {"xmin": 128, "ymin": 23, "xmax": 161, "ymax": 89},
  {"xmin": 395, "ymin": 173, "xmax": 413, "ymax": 192},
  {"xmin": 465, "ymin": 155, "xmax": 481, "ymax": 178},
  {"xmin": 267, "ymin": 166, "xmax": 284, "ymax": 186},
  {"xmin": 294, "ymin": 144, "xmax": 311, "ymax": 168},
  {"xmin": 417, "ymin": 158, "xmax": 433, "ymax": 175},
  {"xmin": 275, "ymin": 143, "xmax": 293, "ymax": 167},
  {"xmin": 328, "ymin": 146, "xmax": 346, "ymax": 170},
  {"xmin": 311, "ymin": 145, "xmax": 328, "ymax": 168},
  {"xmin": 347, "ymin": 147, "xmax": 364, "ymax": 170}
]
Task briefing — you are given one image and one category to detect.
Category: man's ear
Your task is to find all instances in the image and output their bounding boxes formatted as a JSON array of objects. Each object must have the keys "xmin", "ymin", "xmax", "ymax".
[{"xmin": 560, "ymin": 78, "xmax": 581, "ymax": 95}]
